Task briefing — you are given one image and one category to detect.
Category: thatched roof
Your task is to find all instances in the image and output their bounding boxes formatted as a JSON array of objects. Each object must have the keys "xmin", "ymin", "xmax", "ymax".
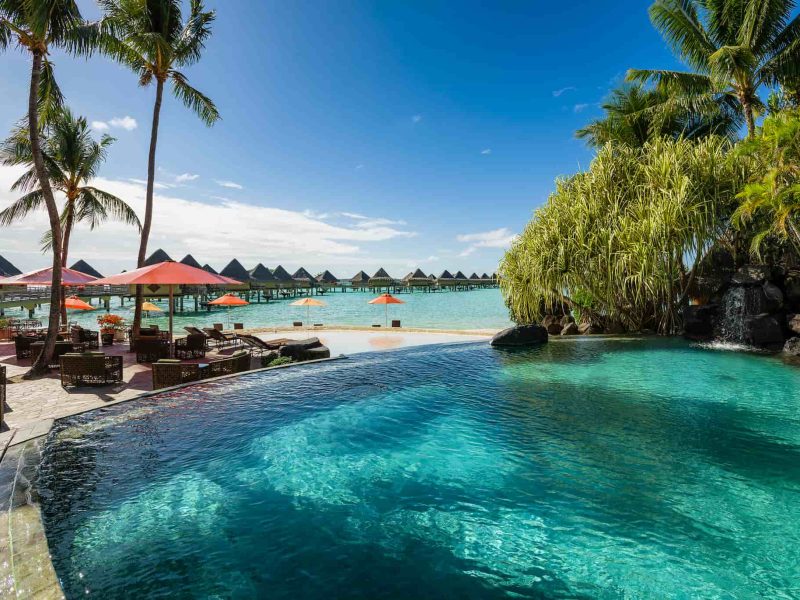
[
  {"xmin": 438, "ymin": 270, "xmax": 454, "ymax": 280},
  {"xmin": 401, "ymin": 272, "xmax": 413, "ymax": 282},
  {"xmin": 406, "ymin": 268, "xmax": 430, "ymax": 284},
  {"xmin": 249, "ymin": 263, "xmax": 275, "ymax": 282},
  {"xmin": 351, "ymin": 270, "xmax": 370, "ymax": 284},
  {"xmin": 180, "ymin": 254, "xmax": 202, "ymax": 269},
  {"xmin": 272, "ymin": 265, "xmax": 294, "ymax": 282},
  {"xmin": 0, "ymin": 255, "xmax": 21, "ymax": 277},
  {"xmin": 292, "ymin": 267, "xmax": 315, "ymax": 281},
  {"xmin": 202, "ymin": 264, "xmax": 218, "ymax": 274},
  {"xmin": 454, "ymin": 271, "xmax": 468, "ymax": 281},
  {"xmin": 144, "ymin": 249, "xmax": 172, "ymax": 265},
  {"xmin": 371, "ymin": 267, "xmax": 392, "ymax": 280},
  {"xmin": 220, "ymin": 258, "xmax": 250, "ymax": 281},
  {"xmin": 481, "ymin": 273, "xmax": 490, "ymax": 279},
  {"xmin": 69, "ymin": 260, "xmax": 103, "ymax": 278},
  {"xmin": 317, "ymin": 270, "xmax": 339, "ymax": 283},
  {"xmin": 469, "ymin": 272, "xmax": 480, "ymax": 280},
  {"xmin": 428, "ymin": 273, "xmax": 436, "ymax": 280}
]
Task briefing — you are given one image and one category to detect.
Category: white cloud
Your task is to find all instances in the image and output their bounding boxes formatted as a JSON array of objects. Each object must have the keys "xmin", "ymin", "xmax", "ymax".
[
  {"xmin": 215, "ymin": 180, "xmax": 244, "ymax": 190},
  {"xmin": 552, "ymin": 86, "xmax": 576, "ymax": 97},
  {"xmin": 481, "ymin": 148, "xmax": 492, "ymax": 155},
  {"xmin": 341, "ymin": 212, "xmax": 406, "ymax": 229},
  {"xmin": 456, "ymin": 227, "xmax": 516, "ymax": 257},
  {"xmin": 411, "ymin": 115, "xmax": 422, "ymax": 123},
  {"xmin": 91, "ymin": 121, "xmax": 109, "ymax": 131},
  {"xmin": 175, "ymin": 173, "xmax": 199, "ymax": 183},
  {"xmin": 128, "ymin": 178, "xmax": 173, "ymax": 190},
  {"xmin": 355, "ymin": 164, "xmax": 364, "ymax": 170},
  {"xmin": 0, "ymin": 165, "xmax": 416, "ymax": 274},
  {"xmin": 109, "ymin": 116, "xmax": 138, "ymax": 131},
  {"xmin": 573, "ymin": 103, "xmax": 589, "ymax": 113}
]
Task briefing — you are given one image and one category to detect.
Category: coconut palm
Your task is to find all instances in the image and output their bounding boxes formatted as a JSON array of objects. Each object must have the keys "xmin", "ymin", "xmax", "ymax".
[
  {"xmin": 99, "ymin": 0, "xmax": 220, "ymax": 336},
  {"xmin": 577, "ymin": 83, "xmax": 738, "ymax": 147},
  {"xmin": 0, "ymin": 109, "xmax": 141, "ymax": 272},
  {"xmin": 0, "ymin": 0, "xmax": 96, "ymax": 376},
  {"xmin": 628, "ymin": 0, "xmax": 800, "ymax": 138}
]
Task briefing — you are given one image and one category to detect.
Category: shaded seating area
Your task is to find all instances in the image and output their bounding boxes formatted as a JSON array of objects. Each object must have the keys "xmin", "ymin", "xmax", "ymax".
[
  {"xmin": 133, "ymin": 335, "xmax": 170, "ymax": 363},
  {"xmin": 60, "ymin": 353, "xmax": 124, "ymax": 388},
  {"xmin": 174, "ymin": 334, "xmax": 207, "ymax": 359},
  {"xmin": 31, "ymin": 340, "xmax": 78, "ymax": 369},
  {"xmin": 71, "ymin": 326, "xmax": 100, "ymax": 349},
  {"xmin": 1, "ymin": 365, "xmax": 5, "ymax": 428},
  {"xmin": 152, "ymin": 350, "xmax": 252, "ymax": 390}
]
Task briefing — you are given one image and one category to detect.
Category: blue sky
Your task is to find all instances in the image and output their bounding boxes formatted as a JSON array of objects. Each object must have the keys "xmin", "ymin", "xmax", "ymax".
[{"xmin": 0, "ymin": 0, "xmax": 682, "ymax": 276}]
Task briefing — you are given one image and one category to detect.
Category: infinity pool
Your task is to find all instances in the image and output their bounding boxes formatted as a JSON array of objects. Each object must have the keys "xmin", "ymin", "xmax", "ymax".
[{"xmin": 37, "ymin": 339, "xmax": 800, "ymax": 598}]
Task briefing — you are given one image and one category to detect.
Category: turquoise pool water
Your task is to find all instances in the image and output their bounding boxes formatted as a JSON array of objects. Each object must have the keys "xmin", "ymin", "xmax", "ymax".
[
  {"xmin": 10, "ymin": 288, "xmax": 512, "ymax": 332},
  {"xmin": 37, "ymin": 338, "xmax": 800, "ymax": 598}
]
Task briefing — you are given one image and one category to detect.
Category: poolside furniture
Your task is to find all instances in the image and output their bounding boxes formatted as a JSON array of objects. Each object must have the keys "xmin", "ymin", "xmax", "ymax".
[
  {"xmin": 203, "ymin": 327, "xmax": 239, "ymax": 348},
  {"xmin": 237, "ymin": 334, "xmax": 270, "ymax": 356},
  {"xmin": 14, "ymin": 334, "xmax": 42, "ymax": 359},
  {"xmin": 213, "ymin": 323, "xmax": 223, "ymax": 331},
  {"xmin": 133, "ymin": 336, "xmax": 170, "ymax": 363},
  {"xmin": 234, "ymin": 323, "xmax": 244, "ymax": 330},
  {"xmin": 60, "ymin": 352, "xmax": 123, "ymax": 387},
  {"xmin": 392, "ymin": 320, "xmax": 401, "ymax": 328},
  {"xmin": 31, "ymin": 340, "xmax": 78, "ymax": 369},
  {"xmin": 71, "ymin": 326, "xmax": 100, "ymax": 349},
  {"xmin": 293, "ymin": 321, "xmax": 302, "ymax": 327},
  {"xmin": 152, "ymin": 359, "xmax": 201, "ymax": 390},
  {"xmin": 174, "ymin": 334, "xmax": 207, "ymax": 359},
  {"xmin": 205, "ymin": 350, "xmax": 251, "ymax": 378},
  {"xmin": 0, "ymin": 365, "xmax": 5, "ymax": 428}
]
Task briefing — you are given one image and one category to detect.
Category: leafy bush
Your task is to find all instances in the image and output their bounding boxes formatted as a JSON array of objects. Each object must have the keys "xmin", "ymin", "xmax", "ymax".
[{"xmin": 261, "ymin": 355, "xmax": 293, "ymax": 368}]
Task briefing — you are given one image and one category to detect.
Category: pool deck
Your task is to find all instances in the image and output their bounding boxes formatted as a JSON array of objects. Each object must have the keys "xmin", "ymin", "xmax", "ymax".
[{"xmin": 0, "ymin": 326, "xmax": 493, "ymax": 449}]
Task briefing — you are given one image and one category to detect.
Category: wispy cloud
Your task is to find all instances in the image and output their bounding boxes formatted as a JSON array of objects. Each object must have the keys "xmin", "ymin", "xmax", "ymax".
[
  {"xmin": 128, "ymin": 178, "xmax": 173, "ymax": 190},
  {"xmin": 481, "ymin": 148, "xmax": 492, "ymax": 155},
  {"xmin": 91, "ymin": 121, "xmax": 109, "ymax": 131},
  {"xmin": 341, "ymin": 212, "xmax": 407, "ymax": 229},
  {"xmin": 456, "ymin": 227, "xmax": 516, "ymax": 257},
  {"xmin": 215, "ymin": 180, "xmax": 244, "ymax": 190},
  {"xmin": 175, "ymin": 173, "xmax": 199, "ymax": 183},
  {"xmin": 355, "ymin": 164, "xmax": 364, "ymax": 170},
  {"xmin": 411, "ymin": 114, "xmax": 422, "ymax": 123},
  {"xmin": 573, "ymin": 103, "xmax": 589, "ymax": 113},
  {"xmin": 92, "ymin": 116, "xmax": 137, "ymax": 131},
  {"xmin": 552, "ymin": 86, "xmax": 576, "ymax": 97}
]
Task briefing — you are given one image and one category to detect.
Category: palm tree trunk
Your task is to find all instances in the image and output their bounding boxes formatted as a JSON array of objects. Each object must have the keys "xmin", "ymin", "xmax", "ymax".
[
  {"xmin": 26, "ymin": 50, "xmax": 63, "ymax": 378},
  {"xmin": 743, "ymin": 98, "xmax": 756, "ymax": 138},
  {"xmin": 132, "ymin": 78, "xmax": 164, "ymax": 339},
  {"xmin": 60, "ymin": 201, "xmax": 75, "ymax": 326}
]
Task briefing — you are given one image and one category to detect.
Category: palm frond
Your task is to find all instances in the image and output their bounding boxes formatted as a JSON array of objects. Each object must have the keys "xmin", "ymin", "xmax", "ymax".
[
  {"xmin": 649, "ymin": 0, "xmax": 715, "ymax": 71},
  {"xmin": 169, "ymin": 69, "xmax": 219, "ymax": 125},
  {"xmin": 0, "ymin": 189, "xmax": 45, "ymax": 225},
  {"xmin": 79, "ymin": 186, "xmax": 141, "ymax": 229}
]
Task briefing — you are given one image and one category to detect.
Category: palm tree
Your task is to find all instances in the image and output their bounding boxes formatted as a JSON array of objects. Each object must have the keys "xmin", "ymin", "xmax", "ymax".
[
  {"xmin": 577, "ymin": 83, "xmax": 738, "ymax": 147},
  {"xmin": 628, "ymin": 0, "xmax": 800, "ymax": 138},
  {"xmin": 0, "ymin": 0, "xmax": 95, "ymax": 376},
  {"xmin": 0, "ymin": 109, "xmax": 141, "ymax": 321},
  {"xmin": 99, "ymin": 0, "xmax": 220, "ymax": 336}
]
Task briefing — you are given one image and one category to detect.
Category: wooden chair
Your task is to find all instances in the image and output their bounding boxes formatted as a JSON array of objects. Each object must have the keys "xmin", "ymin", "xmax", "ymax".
[
  {"xmin": 152, "ymin": 360, "xmax": 200, "ymax": 390},
  {"xmin": 174, "ymin": 334, "xmax": 206, "ymax": 359},
  {"xmin": 60, "ymin": 353, "xmax": 123, "ymax": 387}
]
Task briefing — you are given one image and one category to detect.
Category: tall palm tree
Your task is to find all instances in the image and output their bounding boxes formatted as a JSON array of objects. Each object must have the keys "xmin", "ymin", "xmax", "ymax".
[
  {"xmin": 0, "ymin": 0, "xmax": 95, "ymax": 376},
  {"xmin": 628, "ymin": 0, "xmax": 800, "ymax": 138},
  {"xmin": 0, "ymin": 109, "xmax": 141, "ymax": 323},
  {"xmin": 99, "ymin": 0, "xmax": 220, "ymax": 336},
  {"xmin": 577, "ymin": 83, "xmax": 738, "ymax": 147}
]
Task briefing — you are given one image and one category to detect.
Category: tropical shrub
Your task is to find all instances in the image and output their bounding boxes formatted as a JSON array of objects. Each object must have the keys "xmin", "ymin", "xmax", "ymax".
[
  {"xmin": 262, "ymin": 355, "xmax": 292, "ymax": 368},
  {"xmin": 97, "ymin": 313, "xmax": 125, "ymax": 333},
  {"xmin": 499, "ymin": 136, "xmax": 753, "ymax": 334}
]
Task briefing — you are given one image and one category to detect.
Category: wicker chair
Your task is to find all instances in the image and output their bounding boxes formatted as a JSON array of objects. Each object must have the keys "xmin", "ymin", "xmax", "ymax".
[
  {"xmin": 71, "ymin": 326, "xmax": 100, "ymax": 349},
  {"xmin": 134, "ymin": 336, "xmax": 170, "ymax": 363},
  {"xmin": 14, "ymin": 334, "xmax": 41, "ymax": 359},
  {"xmin": 60, "ymin": 353, "xmax": 123, "ymax": 387},
  {"xmin": 152, "ymin": 360, "xmax": 200, "ymax": 390},
  {"xmin": 174, "ymin": 334, "xmax": 206, "ymax": 359},
  {"xmin": 1, "ymin": 365, "xmax": 5, "ymax": 428}
]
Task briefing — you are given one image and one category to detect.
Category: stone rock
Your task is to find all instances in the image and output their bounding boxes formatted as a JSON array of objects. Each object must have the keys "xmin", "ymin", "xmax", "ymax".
[
  {"xmin": 279, "ymin": 337, "xmax": 323, "ymax": 360},
  {"xmin": 731, "ymin": 265, "xmax": 770, "ymax": 286},
  {"xmin": 744, "ymin": 314, "xmax": 784, "ymax": 349},
  {"xmin": 561, "ymin": 322, "xmax": 579, "ymax": 336},
  {"xmin": 559, "ymin": 315, "xmax": 575, "ymax": 327},
  {"xmin": 784, "ymin": 337, "xmax": 800, "ymax": 356},
  {"xmin": 604, "ymin": 321, "xmax": 626, "ymax": 335},
  {"xmin": 546, "ymin": 322, "xmax": 563, "ymax": 335},
  {"xmin": 541, "ymin": 315, "xmax": 560, "ymax": 328},
  {"xmin": 490, "ymin": 325, "xmax": 548, "ymax": 347},
  {"xmin": 298, "ymin": 345, "xmax": 331, "ymax": 361},
  {"xmin": 682, "ymin": 304, "xmax": 718, "ymax": 339},
  {"xmin": 578, "ymin": 322, "xmax": 603, "ymax": 335},
  {"xmin": 785, "ymin": 271, "xmax": 800, "ymax": 309},
  {"xmin": 788, "ymin": 314, "xmax": 800, "ymax": 336},
  {"xmin": 762, "ymin": 282, "xmax": 784, "ymax": 313}
]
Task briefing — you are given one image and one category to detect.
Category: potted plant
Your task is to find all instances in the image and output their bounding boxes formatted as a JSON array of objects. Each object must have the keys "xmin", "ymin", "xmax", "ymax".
[
  {"xmin": 97, "ymin": 314, "xmax": 125, "ymax": 346},
  {"xmin": 0, "ymin": 318, "xmax": 10, "ymax": 341}
]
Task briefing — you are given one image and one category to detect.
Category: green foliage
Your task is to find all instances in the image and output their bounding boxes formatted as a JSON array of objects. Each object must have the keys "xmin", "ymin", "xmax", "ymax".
[
  {"xmin": 262, "ymin": 355, "xmax": 293, "ymax": 368},
  {"xmin": 499, "ymin": 137, "xmax": 754, "ymax": 334},
  {"xmin": 732, "ymin": 109, "xmax": 800, "ymax": 255}
]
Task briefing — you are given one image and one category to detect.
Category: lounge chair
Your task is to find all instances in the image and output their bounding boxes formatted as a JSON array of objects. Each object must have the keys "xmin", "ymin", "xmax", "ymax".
[
  {"xmin": 152, "ymin": 359, "xmax": 200, "ymax": 390},
  {"xmin": 174, "ymin": 334, "xmax": 207, "ymax": 359},
  {"xmin": 237, "ymin": 334, "xmax": 270, "ymax": 356},
  {"xmin": 60, "ymin": 353, "xmax": 123, "ymax": 387},
  {"xmin": 203, "ymin": 327, "xmax": 239, "ymax": 348}
]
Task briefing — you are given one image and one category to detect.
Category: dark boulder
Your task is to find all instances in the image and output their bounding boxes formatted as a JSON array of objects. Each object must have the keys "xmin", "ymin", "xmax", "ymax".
[
  {"xmin": 683, "ymin": 304, "xmax": 718, "ymax": 340},
  {"xmin": 279, "ymin": 337, "xmax": 323, "ymax": 360},
  {"xmin": 491, "ymin": 325, "xmax": 548, "ymax": 347},
  {"xmin": 541, "ymin": 315, "xmax": 560, "ymax": 328},
  {"xmin": 762, "ymin": 282, "xmax": 784, "ymax": 313},
  {"xmin": 785, "ymin": 271, "xmax": 800, "ymax": 310},
  {"xmin": 788, "ymin": 314, "xmax": 800, "ymax": 336},
  {"xmin": 578, "ymin": 322, "xmax": 603, "ymax": 335},
  {"xmin": 561, "ymin": 322, "xmax": 579, "ymax": 336},
  {"xmin": 731, "ymin": 265, "xmax": 770, "ymax": 286},
  {"xmin": 744, "ymin": 314, "xmax": 784, "ymax": 350},
  {"xmin": 604, "ymin": 321, "xmax": 626, "ymax": 335},
  {"xmin": 559, "ymin": 315, "xmax": 575, "ymax": 327},
  {"xmin": 784, "ymin": 337, "xmax": 800, "ymax": 357}
]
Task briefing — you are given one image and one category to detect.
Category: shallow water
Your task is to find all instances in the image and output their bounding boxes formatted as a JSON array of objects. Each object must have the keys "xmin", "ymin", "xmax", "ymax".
[
  {"xmin": 37, "ymin": 338, "xmax": 800, "ymax": 598},
  {"xmin": 11, "ymin": 288, "xmax": 512, "ymax": 332}
]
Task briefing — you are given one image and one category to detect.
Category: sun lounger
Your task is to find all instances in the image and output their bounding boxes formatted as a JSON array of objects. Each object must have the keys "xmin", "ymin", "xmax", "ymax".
[{"xmin": 203, "ymin": 327, "xmax": 239, "ymax": 348}]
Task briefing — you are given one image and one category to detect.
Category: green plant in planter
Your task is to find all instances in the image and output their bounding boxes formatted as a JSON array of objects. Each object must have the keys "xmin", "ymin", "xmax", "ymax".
[{"xmin": 262, "ymin": 355, "xmax": 292, "ymax": 368}]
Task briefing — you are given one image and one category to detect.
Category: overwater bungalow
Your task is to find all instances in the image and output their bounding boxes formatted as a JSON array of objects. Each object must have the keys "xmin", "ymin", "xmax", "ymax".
[
  {"xmin": 249, "ymin": 264, "xmax": 277, "ymax": 289},
  {"xmin": 0, "ymin": 255, "xmax": 21, "ymax": 278},
  {"xmin": 202, "ymin": 264, "xmax": 218, "ymax": 274},
  {"xmin": 179, "ymin": 254, "xmax": 202, "ymax": 269},
  {"xmin": 350, "ymin": 270, "xmax": 371, "ymax": 290},
  {"xmin": 292, "ymin": 267, "xmax": 316, "ymax": 290},
  {"xmin": 144, "ymin": 248, "xmax": 173, "ymax": 265},
  {"xmin": 316, "ymin": 270, "xmax": 340, "ymax": 291},
  {"xmin": 406, "ymin": 268, "xmax": 432, "ymax": 288},
  {"xmin": 272, "ymin": 265, "xmax": 296, "ymax": 294},
  {"xmin": 220, "ymin": 259, "xmax": 251, "ymax": 290},
  {"xmin": 453, "ymin": 271, "xmax": 469, "ymax": 286},
  {"xmin": 437, "ymin": 270, "xmax": 456, "ymax": 287},
  {"xmin": 70, "ymin": 260, "xmax": 103, "ymax": 279},
  {"xmin": 369, "ymin": 268, "xmax": 394, "ymax": 290}
]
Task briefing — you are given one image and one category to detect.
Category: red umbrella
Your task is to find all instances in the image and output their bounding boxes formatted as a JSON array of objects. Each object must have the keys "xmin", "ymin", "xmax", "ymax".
[
  {"xmin": 368, "ymin": 293, "xmax": 405, "ymax": 327},
  {"xmin": 209, "ymin": 293, "xmax": 249, "ymax": 327},
  {"xmin": 0, "ymin": 266, "xmax": 96, "ymax": 286},
  {"xmin": 88, "ymin": 261, "xmax": 242, "ymax": 345}
]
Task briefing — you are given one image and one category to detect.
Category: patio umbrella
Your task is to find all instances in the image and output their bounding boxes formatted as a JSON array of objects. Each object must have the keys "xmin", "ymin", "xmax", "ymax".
[
  {"xmin": 290, "ymin": 297, "xmax": 325, "ymax": 326},
  {"xmin": 209, "ymin": 293, "xmax": 249, "ymax": 327},
  {"xmin": 64, "ymin": 296, "xmax": 94, "ymax": 310},
  {"xmin": 0, "ymin": 267, "xmax": 98, "ymax": 325},
  {"xmin": 368, "ymin": 293, "xmax": 405, "ymax": 327},
  {"xmin": 86, "ymin": 261, "xmax": 242, "ymax": 347}
]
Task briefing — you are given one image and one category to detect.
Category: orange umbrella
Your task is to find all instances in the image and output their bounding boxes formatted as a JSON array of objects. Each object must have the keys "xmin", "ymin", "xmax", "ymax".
[
  {"xmin": 368, "ymin": 293, "xmax": 405, "ymax": 327},
  {"xmin": 64, "ymin": 295, "xmax": 94, "ymax": 311},
  {"xmin": 140, "ymin": 301, "xmax": 163, "ymax": 313},
  {"xmin": 290, "ymin": 297, "xmax": 325, "ymax": 325},
  {"xmin": 88, "ymin": 261, "xmax": 243, "ymax": 345},
  {"xmin": 210, "ymin": 293, "xmax": 250, "ymax": 327}
]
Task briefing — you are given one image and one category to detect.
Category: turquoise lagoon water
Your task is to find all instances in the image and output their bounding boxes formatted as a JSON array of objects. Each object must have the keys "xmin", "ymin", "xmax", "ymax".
[
  {"xmin": 19, "ymin": 288, "xmax": 512, "ymax": 332},
  {"xmin": 37, "ymin": 338, "xmax": 800, "ymax": 598}
]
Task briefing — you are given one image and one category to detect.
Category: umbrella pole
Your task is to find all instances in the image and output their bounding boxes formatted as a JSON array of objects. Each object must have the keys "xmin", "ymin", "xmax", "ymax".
[
  {"xmin": 168, "ymin": 285, "xmax": 174, "ymax": 354},
  {"xmin": 385, "ymin": 303, "xmax": 388, "ymax": 328}
]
